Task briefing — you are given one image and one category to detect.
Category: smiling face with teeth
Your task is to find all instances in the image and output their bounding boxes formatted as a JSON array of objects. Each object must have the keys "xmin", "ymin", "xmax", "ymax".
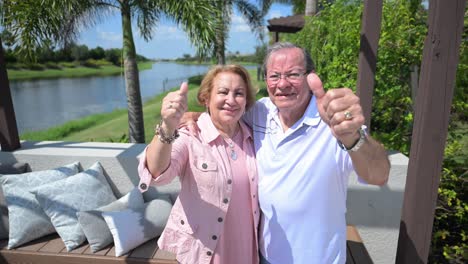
[
  {"xmin": 265, "ymin": 47, "xmax": 312, "ymax": 120},
  {"xmin": 206, "ymin": 71, "xmax": 247, "ymax": 136}
]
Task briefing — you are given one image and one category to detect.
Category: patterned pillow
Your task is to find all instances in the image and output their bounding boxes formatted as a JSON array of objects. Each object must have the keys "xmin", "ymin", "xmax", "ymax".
[
  {"xmin": 0, "ymin": 162, "xmax": 81, "ymax": 248},
  {"xmin": 77, "ymin": 187, "xmax": 145, "ymax": 252},
  {"xmin": 30, "ymin": 162, "xmax": 116, "ymax": 251},
  {"xmin": 0, "ymin": 162, "xmax": 31, "ymax": 239},
  {"xmin": 102, "ymin": 195, "xmax": 172, "ymax": 257}
]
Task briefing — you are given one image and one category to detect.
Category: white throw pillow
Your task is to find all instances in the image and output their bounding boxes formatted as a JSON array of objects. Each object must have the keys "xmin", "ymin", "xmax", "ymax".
[
  {"xmin": 77, "ymin": 187, "xmax": 145, "ymax": 252},
  {"xmin": 102, "ymin": 196, "xmax": 172, "ymax": 257}
]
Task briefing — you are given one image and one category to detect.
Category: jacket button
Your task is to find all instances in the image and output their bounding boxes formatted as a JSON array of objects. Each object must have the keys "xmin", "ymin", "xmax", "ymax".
[
  {"xmin": 207, "ymin": 251, "xmax": 212, "ymax": 256},
  {"xmin": 227, "ymin": 179, "xmax": 232, "ymax": 184},
  {"xmin": 180, "ymin": 220, "xmax": 185, "ymax": 225},
  {"xmin": 217, "ymin": 217, "xmax": 223, "ymax": 222},
  {"xmin": 202, "ymin": 163, "xmax": 208, "ymax": 169},
  {"xmin": 139, "ymin": 183, "xmax": 147, "ymax": 190},
  {"xmin": 212, "ymin": 235, "xmax": 217, "ymax": 240},
  {"xmin": 223, "ymin": 198, "xmax": 228, "ymax": 204}
]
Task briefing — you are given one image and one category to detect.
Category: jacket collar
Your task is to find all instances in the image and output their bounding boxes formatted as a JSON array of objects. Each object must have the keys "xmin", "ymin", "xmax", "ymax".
[{"xmin": 198, "ymin": 112, "xmax": 253, "ymax": 144}]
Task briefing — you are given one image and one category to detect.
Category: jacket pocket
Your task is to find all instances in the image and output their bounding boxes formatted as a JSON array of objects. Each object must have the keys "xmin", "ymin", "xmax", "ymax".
[
  {"xmin": 193, "ymin": 159, "xmax": 217, "ymax": 172},
  {"xmin": 192, "ymin": 159, "xmax": 218, "ymax": 193}
]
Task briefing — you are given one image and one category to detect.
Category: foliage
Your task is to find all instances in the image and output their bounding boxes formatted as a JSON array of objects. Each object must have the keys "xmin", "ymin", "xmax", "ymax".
[
  {"xmin": 288, "ymin": 0, "xmax": 427, "ymax": 154},
  {"xmin": 4, "ymin": 43, "xmax": 149, "ymax": 68},
  {"xmin": 188, "ymin": 74, "xmax": 204, "ymax": 86},
  {"xmin": 431, "ymin": 121, "xmax": 468, "ymax": 263},
  {"xmin": 287, "ymin": 0, "xmax": 467, "ymax": 262},
  {"xmin": 211, "ymin": 0, "xmax": 264, "ymax": 65},
  {"xmin": 253, "ymin": 43, "xmax": 268, "ymax": 65}
]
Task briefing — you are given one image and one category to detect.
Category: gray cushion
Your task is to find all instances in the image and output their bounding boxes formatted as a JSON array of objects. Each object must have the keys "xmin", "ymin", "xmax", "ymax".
[
  {"xmin": 102, "ymin": 195, "xmax": 172, "ymax": 257},
  {"xmin": 31, "ymin": 162, "xmax": 116, "ymax": 251},
  {"xmin": 0, "ymin": 162, "xmax": 81, "ymax": 248},
  {"xmin": 77, "ymin": 187, "xmax": 144, "ymax": 252},
  {"xmin": 0, "ymin": 162, "xmax": 31, "ymax": 239}
]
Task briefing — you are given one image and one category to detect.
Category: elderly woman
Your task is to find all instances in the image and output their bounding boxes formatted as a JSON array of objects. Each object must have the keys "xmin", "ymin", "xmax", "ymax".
[{"xmin": 138, "ymin": 65, "xmax": 259, "ymax": 264}]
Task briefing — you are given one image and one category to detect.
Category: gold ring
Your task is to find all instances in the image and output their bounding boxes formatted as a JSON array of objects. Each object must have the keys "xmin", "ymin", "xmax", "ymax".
[{"xmin": 344, "ymin": 111, "xmax": 352, "ymax": 120}]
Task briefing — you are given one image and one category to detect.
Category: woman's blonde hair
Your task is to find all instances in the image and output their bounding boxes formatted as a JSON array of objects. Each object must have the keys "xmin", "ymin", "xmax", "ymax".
[{"xmin": 197, "ymin": 64, "xmax": 257, "ymax": 111}]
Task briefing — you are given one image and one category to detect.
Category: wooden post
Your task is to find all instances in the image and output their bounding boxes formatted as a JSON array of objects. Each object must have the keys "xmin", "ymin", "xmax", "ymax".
[
  {"xmin": 396, "ymin": 0, "xmax": 466, "ymax": 263},
  {"xmin": 356, "ymin": 0, "xmax": 383, "ymax": 131},
  {"xmin": 0, "ymin": 37, "xmax": 21, "ymax": 151}
]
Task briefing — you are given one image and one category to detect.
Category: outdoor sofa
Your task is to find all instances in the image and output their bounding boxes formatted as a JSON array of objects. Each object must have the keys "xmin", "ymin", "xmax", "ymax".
[{"xmin": 0, "ymin": 141, "xmax": 376, "ymax": 264}]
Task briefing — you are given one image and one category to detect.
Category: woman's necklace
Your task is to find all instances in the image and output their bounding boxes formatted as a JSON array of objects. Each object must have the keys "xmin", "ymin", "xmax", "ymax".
[{"xmin": 222, "ymin": 127, "xmax": 240, "ymax": 161}]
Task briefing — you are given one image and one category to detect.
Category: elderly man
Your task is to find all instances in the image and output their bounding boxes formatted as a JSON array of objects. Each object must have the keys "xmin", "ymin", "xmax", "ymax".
[{"xmin": 242, "ymin": 42, "xmax": 390, "ymax": 264}]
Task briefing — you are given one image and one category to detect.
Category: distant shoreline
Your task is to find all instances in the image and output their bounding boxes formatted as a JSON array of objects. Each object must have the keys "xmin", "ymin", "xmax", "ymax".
[
  {"xmin": 7, "ymin": 62, "xmax": 154, "ymax": 81},
  {"xmin": 7, "ymin": 60, "xmax": 259, "ymax": 81}
]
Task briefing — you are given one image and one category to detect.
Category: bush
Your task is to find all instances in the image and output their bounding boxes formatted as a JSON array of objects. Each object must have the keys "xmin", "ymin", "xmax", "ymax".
[
  {"xmin": 59, "ymin": 62, "xmax": 77, "ymax": 68},
  {"xmin": 81, "ymin": 59, "xmax": 100, "ymax": 68},
  {"xmin": 25, "ymin": 63, "xmax": 46, "ymax": 71},
  {"xmin": 188, "ymin": 74, "xmax": 204, "ymax": 85},
  {"xmin": 44, "ymin": 62, "xmax": 61, "ymax": 69}
]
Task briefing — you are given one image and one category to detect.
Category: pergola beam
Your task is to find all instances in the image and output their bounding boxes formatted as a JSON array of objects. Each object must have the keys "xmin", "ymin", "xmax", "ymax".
[
  {"xmin": 396, "ymin": 0, "xmax": 466, "ymax": 262},
  {"xmin": 356, "ymin": 0, "xmax": 383, "ymax": 131},
  {"xmin": 0, "ymin": 37, "xmax": 20, "ymax": 151}
]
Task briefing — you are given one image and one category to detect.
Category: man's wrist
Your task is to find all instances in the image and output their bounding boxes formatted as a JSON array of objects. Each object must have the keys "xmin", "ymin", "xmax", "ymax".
[{"xmin": 337, "ymin": 125, "xmax": 368, "ymax": 152}]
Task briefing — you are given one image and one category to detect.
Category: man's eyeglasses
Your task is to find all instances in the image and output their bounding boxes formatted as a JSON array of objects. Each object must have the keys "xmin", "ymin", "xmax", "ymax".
[{"xmin": 266, "ymin": 72, "xmax": 307, "ymax": 84}]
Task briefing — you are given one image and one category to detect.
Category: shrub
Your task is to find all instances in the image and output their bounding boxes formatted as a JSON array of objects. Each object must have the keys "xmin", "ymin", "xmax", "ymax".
[
  {"xmin": 25, "ymin": 63, "xmax": 46, "ymax": 71},
  {"xmin": 59, "ymin": 62, "xmax": 77, "ymax": 68},
  {"xmin": 81, "ymin": 59, "xmax": 100, "ymax": 68},
  {"xmin": 188, "ymin": 74, "xmax": 204, "ymax": 85},
  {"xmin": 44, "ymin": 62, "xmax": 61, "ymax": 69}
]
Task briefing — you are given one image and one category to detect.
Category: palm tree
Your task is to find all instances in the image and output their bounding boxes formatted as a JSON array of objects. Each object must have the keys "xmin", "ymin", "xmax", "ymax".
[
  {"xmin": 305, "ymin": 0, "xmax": 318, "ymax": 16},
  {"xmin": 1, "ymin": 0, "xmax": 218, "ymax": 143},
  {"xmin": 212, "ymin": 0, "xmax": 265, "ymax": 65}
]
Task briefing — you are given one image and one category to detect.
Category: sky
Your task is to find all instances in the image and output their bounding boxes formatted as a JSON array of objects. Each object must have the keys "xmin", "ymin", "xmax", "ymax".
[{"xmin": 78, "ymin": 3, "xmax": 293, "ymax": 60}]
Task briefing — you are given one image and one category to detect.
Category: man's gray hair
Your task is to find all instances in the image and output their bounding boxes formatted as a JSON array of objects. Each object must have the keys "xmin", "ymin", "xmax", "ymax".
[{"xmin": 263, "ymin": 42, "xmax": 315, "ymax": 74}]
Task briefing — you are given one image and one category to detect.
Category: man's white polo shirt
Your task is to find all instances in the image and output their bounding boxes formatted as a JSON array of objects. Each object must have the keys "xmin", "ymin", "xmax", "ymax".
[{"xmin": 244, "ymin": 96, "xmax": 355, "ymax": 264}]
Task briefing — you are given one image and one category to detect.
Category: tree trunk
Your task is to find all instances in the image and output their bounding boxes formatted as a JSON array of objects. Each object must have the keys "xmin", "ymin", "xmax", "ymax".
[
  {"xmin": 214, "ymin": 1, "xmax": 226, "ymax": 65},
  {"xmin": 121, "ymin": 1, "xmax": 145, "ymax": 143},
  {"xmin": 215, "ymin": 32, "xmax": 226, "ymax": 65},
  {"xmin": 305, "ymin": 0, "xmax": 317, "ymax": 16}
]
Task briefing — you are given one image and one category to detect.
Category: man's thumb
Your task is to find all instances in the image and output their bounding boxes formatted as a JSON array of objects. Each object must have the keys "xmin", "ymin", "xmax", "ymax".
[
  {"xmin": 180, "ymin": 82, "xmax": 189, "ymax": 94},
  {"xmin": 307, "ymin": 73, "xmax": 325, "ymax": 99}
]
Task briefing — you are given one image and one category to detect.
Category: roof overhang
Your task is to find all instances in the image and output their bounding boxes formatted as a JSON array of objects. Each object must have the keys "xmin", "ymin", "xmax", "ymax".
[{"xmin": 267, "ymin": 14, "xmax": 305, "ymax": 33}]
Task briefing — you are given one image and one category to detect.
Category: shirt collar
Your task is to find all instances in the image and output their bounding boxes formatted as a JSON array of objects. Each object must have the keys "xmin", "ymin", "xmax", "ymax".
[
  {"xmin": 198, "ymin": 112, "xmax": 253, "ymax": 144},
  {"xmin": 302, "ymin": 95, "xmax": 321, "ymax": 127},
  {"xmin": 265, "ymin": 94, "xmax": 322, "ymax": 128}
]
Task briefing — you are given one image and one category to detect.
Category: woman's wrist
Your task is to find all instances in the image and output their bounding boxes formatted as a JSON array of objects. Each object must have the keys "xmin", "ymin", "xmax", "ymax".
[{"xmin": 154, "ymin": 120, "xmax": 179, "ymax": 144}]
